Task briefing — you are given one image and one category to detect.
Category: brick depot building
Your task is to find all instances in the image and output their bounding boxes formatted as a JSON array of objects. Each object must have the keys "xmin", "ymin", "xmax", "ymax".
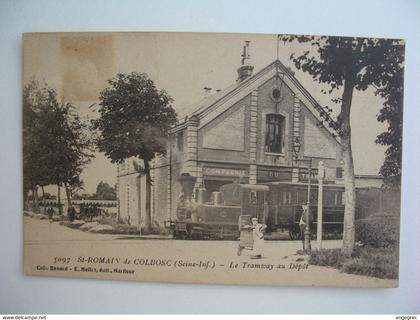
[{"xmin": 116, "ymin": 46, "xmax": 378, "ymax": 231}]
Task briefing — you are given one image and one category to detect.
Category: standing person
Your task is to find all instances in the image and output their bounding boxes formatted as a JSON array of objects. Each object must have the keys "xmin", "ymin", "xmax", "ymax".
[
  {"xmin": 48, "ymin": 207, "xmax": 54, "ymax": 223},
  {"xmin": 68, "ymin": 206, "xmax": 76, "ymax": 222},
  {"xmin": 87, "ymin": 205, "xmax": 93, "ymax": 222},
  {"xmin": 251, "ymin": 217, "xmax": 267, "ymax": 259},
  {"xmin": 299, "ymin": 204, "xmax": 312, "ymax": 250}
]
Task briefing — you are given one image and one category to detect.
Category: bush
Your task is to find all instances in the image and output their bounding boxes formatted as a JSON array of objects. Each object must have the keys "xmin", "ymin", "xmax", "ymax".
[
  {"xmin": 355, "ymin": 214, "xmax": 399, "ymax": 248},
  {"xmin": 95, "ymin": 217, "xmax": 138, "ymax": 235},
  {"xmin": 309, "ymin": 249, "xmax": 347, "ymax": 269},
  {"xmin": 89, "ymin": 224, "xmax": 116, "ymax": 234},
  {"xmin": 309, "ymin": 246, "xmax": 399, "ymax": 279},
  {"xmin": 342, "ymin": 246, "xmax": 399, "ymax": 279}
]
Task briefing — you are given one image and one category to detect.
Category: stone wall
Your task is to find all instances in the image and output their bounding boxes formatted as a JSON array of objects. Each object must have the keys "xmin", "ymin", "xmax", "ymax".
[
  {"xmin": 198, "ymin": 95, "xmax": 251, "ymax": 163},
  {"xmin": 118, "ymin": 170, "xmax": 141, "ymax": 229},
  {"xmin": 151, "ymin": 161, "xmax": 169, "ymax": 230}
]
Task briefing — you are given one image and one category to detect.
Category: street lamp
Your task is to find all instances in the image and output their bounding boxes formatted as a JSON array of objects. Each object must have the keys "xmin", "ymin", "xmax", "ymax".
[{"xmin": 292, "ymin": 136, "xmax": 312, "ymax": 252}]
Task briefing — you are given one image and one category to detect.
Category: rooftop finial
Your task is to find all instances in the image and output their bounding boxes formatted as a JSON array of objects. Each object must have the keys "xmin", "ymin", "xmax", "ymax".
[
  {"xmin": 241, "ymin": 40, "xmax": 251, "ymax": 65},
  {"xmin": 237, "ymin": 41, "xmax": 254, "ymax": 82}
]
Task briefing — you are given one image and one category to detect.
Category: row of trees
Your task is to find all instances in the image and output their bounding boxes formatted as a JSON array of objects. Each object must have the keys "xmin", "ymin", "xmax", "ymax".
[
  {"xmin": 23, "ymin": 74, "xmax": 177, "ymax": 234},
  {"xmin": 72, "ymin": 181, "xmax": 116, "ymax": 200},
  {"xmin": 23, "ymin": 81, "xmax": 93, "ymax": 213}
]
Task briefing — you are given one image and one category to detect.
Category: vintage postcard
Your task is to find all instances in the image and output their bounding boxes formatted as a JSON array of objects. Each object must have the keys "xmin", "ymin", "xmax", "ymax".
[{"xmin": 23, "ymin": 32, "xmax": 404, "ymax": 287}]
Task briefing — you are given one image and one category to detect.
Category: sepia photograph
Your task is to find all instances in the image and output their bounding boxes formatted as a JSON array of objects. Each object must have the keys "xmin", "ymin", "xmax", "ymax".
[{"xmin": 22, "ymin": 32, "xmax": 404, "ymax": 288}]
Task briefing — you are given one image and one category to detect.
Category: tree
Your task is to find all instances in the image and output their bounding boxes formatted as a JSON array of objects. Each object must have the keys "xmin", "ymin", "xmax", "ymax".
[
  {"xmin": 23, "ymin": 80, "xmax": 52, "ymax": 213},
  {"xmin": 67, "ymin": 176, "xmax": 85, "ymax": 200},
  {"xmin": 94, "ymin": 181, "xmax": 116, "ymax": 200},
  {"xmin": 23, "ymin": 80, "xmax": 39, "ymax": 211},
  {"xmin": 92, "ymin": 72, "xmax": 177, "ymax": 233},
  {"xmin": 36, "ymin": 86, "xmax": 93, "ymax": 210},
  {"xmin": 23, "ymin": 81, "xmax": 93, "ymax": 212},
  {"xmin": 280, "ymin": 35, "xmax": 404, "ymax": 254},
  {"xmin": 375, "ymin": 64, "xmax": 404, "ymax": 187},
  {"xmin": 72, "ymin": 193, "xmax": 83, "ymax": 200}
]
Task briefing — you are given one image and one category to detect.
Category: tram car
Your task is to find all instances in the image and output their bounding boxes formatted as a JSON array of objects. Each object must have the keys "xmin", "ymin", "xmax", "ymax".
[{"xmin": 264, "ymin": 182, "xmax": 347, "ymax": 240}]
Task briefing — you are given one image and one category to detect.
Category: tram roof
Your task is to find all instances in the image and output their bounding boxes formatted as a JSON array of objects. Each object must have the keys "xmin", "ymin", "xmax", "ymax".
[
  {"xmin": 263, "ymin": 181, "xmax": 346, "ymax": 189},
  {"xmin": 238, "ymin": 184, "xmax": 270, "ymax": 191}
]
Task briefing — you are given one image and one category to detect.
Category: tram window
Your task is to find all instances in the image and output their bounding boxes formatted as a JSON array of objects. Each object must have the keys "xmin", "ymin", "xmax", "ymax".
[
  {"xmin": 327, "ymin": 191, "xmax": 344, "ymax": 205},
  {"xmin": 282, "ymin": 191, "xmax": 292, "ymax": 204},
  {"xmin": 297, "ymin": 190, "xmax": 307, "ymax": 204},
  {"xmin": 296, "ymin": 190, "xmax": 302, "ymax": 203},
  {"xmin": 257, "ymin": 191, "xmax": 265, "ymax": 204},
  {"xmin": 330, "ymin": 192, "xmax": 336, "ymax": 205},
  {"xmin": 324, "ymin": 191, "xmax": 333, "ymax": 206},
  {"xmin": 268, "ymin": 190, "xmax": 276, "ymax": 203},
  {"xmin": 311, "ymin": 191, "xmax": 318, "ymax": 203},
  {"xmin": 249, "ymin": 191, "xmax": 257, "ymax": 204}
]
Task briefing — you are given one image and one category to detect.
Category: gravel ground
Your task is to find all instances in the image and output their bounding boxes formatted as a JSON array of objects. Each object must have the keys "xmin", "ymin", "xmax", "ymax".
[{"xmin": 24, "ymin": 216, "xmax": 398, "ymax": 287}]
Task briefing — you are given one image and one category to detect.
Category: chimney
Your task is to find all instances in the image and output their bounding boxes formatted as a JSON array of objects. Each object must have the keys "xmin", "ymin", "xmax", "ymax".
[{"xmin": 237, "ymin": 41, "xmax": 254, "ymax": 82}]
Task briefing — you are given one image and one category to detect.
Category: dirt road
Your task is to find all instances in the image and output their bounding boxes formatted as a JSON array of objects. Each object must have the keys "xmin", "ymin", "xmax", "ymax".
[{"xmin": 24, "ymin": 216, "xmax": 398, "ymax": 287}]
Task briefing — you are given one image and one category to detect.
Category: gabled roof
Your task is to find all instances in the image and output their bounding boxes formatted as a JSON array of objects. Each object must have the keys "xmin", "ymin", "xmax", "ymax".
[
  {"xmin": 190, "ymin": 82, "xmax": 239, "ymax": 117},
  {"xmin": 172, "ymin": 60, "xmax": 339, "ymax": 142}
]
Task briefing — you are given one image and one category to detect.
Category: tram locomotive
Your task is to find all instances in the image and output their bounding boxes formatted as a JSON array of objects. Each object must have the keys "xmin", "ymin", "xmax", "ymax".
[
  {"xmin": 167, "ymin": 174, "xmax": 362, "ymax": 240},
  {"xmin": 170, "ymin": 179, "xmax": 269, "ymax": 239}
]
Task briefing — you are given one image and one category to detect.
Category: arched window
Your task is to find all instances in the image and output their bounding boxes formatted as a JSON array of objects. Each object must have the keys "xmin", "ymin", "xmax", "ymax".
[{"xmin": 265, "ymin": 114, "xmax": 285, "ymax": 154}]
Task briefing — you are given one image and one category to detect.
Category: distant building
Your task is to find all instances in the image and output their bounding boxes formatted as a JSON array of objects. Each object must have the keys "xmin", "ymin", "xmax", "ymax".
[
  {"xmin": 355, "ymin": 175, "xmax": 383, "ymax": 188},
  {"xmin": 116, "ymin": 42, "xmax": 383, "ymax": 231}
]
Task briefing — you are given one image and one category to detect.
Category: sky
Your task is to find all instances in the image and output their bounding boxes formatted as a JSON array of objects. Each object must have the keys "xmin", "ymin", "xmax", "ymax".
[{"xmin": 23, "ymin": 32, "xmax": 388, "ymax": 195}]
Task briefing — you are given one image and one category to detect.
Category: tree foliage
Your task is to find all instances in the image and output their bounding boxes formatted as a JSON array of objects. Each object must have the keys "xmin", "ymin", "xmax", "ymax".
[
  {"xmin": 280, "ymin": 35, "xmax": 404, "ymax": 134},
  {"xmin": 374, "ymin": 64, "xmax": 404, "ymax": 187},
  {"xmin": 92, "ymin": 72, "xmax": 177, "ymax": 163},
  {"xmin": 94, "ymin": 181, "xmax": 116, "ymax": 200}
]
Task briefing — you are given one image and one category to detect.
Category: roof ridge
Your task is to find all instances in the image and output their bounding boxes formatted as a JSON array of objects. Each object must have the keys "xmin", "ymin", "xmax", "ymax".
[{"xmin": 172, "ymin": 59, "xmax": 339, "ymax": 141}]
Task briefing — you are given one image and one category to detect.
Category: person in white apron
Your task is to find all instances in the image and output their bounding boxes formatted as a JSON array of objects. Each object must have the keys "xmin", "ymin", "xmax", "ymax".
[{"xmin": 251, "ymin": 217, "xmax": 267, "ymax": 259}]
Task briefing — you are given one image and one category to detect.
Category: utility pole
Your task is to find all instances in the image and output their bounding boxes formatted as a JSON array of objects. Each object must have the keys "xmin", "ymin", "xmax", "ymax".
[{"xmin": 57, "ymin": 184, "xmax": 62, "ymax": 215}]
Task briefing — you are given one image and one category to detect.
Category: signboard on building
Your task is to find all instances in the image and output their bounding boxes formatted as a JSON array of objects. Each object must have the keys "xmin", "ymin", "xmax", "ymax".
[
  {"xmin": 202, "ymin": 167, "xmax": 249, "ymax": 177},
  {"xmin": 257, "ymin": 168, "xmax": 292, "ymax": 181},
  {"xmin": 298, "ymin": 168, "xmax": 319, "ymax": 182}
]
